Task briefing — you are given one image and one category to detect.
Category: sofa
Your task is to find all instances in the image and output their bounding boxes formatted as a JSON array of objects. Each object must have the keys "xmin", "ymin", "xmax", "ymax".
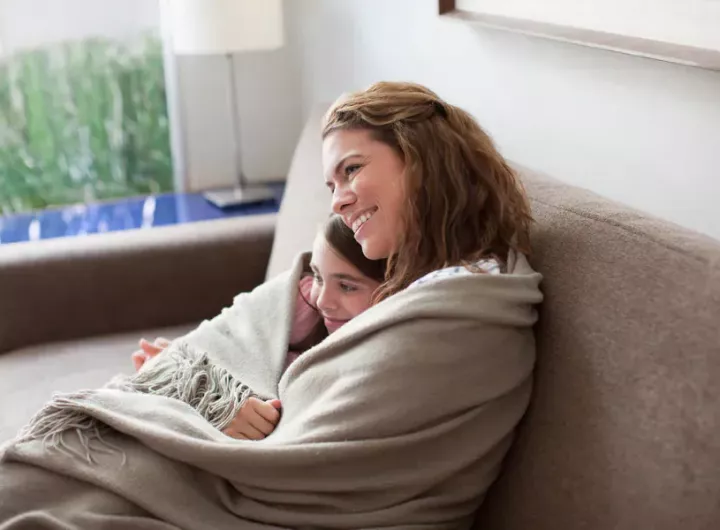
[{"xmin": 1, "ymin": 106, "xmax": 719, "ymax": 530}]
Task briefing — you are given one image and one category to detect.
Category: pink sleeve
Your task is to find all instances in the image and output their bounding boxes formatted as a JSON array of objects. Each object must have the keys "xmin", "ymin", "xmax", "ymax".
[
  {"xmin": 284, "ymin": 350, "xmax": 303, "ymax": 370},
  {"xmin": 288, "ymin": 275, "xmax": 320, "ymax": 345}
]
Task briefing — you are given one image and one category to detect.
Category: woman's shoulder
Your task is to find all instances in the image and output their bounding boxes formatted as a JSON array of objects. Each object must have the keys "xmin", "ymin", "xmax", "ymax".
[{"xmin": 409, "ymin": 258, "xmax": 501, "ymax": 289}]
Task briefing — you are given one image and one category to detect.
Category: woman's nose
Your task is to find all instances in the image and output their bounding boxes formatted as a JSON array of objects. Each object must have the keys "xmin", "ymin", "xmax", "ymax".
[{"xmin": 331, "ymin": 184, "xmax": 355, "ymax": 214}]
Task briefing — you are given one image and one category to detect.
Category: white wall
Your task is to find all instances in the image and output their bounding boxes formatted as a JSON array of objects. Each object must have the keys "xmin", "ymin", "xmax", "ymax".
[
  {"xmin": 173, "ymin": 47, "xmax": 301, "ymax": 190},
  {"xmin": 283, "ymin": 0, "xmax": 720, "ymax": 240}
]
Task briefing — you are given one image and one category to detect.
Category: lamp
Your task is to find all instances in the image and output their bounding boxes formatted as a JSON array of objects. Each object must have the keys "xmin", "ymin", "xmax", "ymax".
[{"xmin": 160, "ymin": 0, "xmax": 284, "ymax": 206}]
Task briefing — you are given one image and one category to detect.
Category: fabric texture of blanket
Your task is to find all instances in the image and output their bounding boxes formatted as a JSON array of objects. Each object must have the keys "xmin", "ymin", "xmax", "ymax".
[{"xmin": 0, "ymin": 252, "xmax": 542, "ymax": 530}]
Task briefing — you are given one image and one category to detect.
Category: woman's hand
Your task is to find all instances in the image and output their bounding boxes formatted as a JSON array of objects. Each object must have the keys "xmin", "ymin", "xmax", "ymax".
[
  {"xmin": 222, "ymin": 398, "xmax": 282, "ymax": 440},
  {"xmin": 131, "ymin": 337, "xmax": 172, "ymax": 371}
]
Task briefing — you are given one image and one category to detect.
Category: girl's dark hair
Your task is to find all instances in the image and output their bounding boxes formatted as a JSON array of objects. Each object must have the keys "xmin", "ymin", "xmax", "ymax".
[
  {"xmin": 323, "ymin": 214, "xmax": 386, "ymax": 283},
  {"xmin": 289, "ymin": 215, "xmax": 387, "ymax": 352}
]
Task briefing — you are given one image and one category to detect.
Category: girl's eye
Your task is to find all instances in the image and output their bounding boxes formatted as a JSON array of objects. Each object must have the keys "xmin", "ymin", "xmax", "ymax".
[
  {"xmin": 339, "ymin": 283, "xmax": 358, "ymax": 293},
  {"xmin": 313, "ymin": 274, "xmax": 323, "ymax": 285},
  {"xmin": 344, "ymin": 164, "xmax": 362, "ymax": 177}
]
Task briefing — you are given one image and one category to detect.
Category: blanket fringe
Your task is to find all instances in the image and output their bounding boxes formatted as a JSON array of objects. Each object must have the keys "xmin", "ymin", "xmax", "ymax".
[{"xmin": 16, "ymin": 342, "xmax": 254, "ymax": 464}]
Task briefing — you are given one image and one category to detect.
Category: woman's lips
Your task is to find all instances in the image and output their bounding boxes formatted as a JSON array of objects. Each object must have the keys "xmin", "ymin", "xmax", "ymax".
[
  {"xmin": 349, "ymin": 207, "xmax": 378, "ymax": 233},
  {"xmin": 353, "ymin": 211, "xmax": 374, "ymax": 241}
]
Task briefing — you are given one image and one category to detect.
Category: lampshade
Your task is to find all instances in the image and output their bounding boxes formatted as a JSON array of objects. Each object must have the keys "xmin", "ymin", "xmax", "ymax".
[{"xmin": 160, "ymin": 0, "xmax": 284, "ymax": 55}]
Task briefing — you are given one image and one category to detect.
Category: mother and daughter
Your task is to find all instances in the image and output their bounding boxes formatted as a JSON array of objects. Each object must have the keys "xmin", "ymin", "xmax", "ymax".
[
  {"xmin": 0, "ymin": 81, "xmax": 541, "ymax": 529},
  {"xmin": 132, "ymin": 80, "xmax": 532, "ymax": 440}
]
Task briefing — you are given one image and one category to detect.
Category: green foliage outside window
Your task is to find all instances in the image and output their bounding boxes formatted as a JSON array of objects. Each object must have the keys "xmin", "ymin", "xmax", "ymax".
[{"xmin": 0, "ymin": 32, "xmax": 173, "ymax": 215}]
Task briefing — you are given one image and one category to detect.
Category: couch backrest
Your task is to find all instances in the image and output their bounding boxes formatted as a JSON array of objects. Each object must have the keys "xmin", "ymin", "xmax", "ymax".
[
  {"xmin": 476, "ymin": 167, "xmax": 720, "ymax": 530},
  {"xmin": 269, "ymin": 107, "xmax": 720, "ymax": 529},
  {"xmin": 266, "ymin": 107, "xmax": 330, "ymax": 280}
]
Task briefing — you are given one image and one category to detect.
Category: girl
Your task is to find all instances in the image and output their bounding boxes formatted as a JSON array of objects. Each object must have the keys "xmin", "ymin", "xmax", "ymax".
[
  {"xmin": 131, "ymin": 214, "xmax": 386, "ymax": 440},
  {"xmin": 286, "ymin": 213, "xmax": 386, "ymax": 364}
]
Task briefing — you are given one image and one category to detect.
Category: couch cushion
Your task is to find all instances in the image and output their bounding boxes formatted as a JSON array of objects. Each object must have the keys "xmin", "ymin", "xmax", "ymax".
[
  {"xmin": 0, "ymin": 323, "xmax": 196, "ymax": 443},
  {"xmin": 477, "ymin": 165, "xmax": 720, "ymax": 530},
  {"xmin": 0, "ymin": 215, "xmax": 275, "ymax": 355},
  {"xmin": 266, "ymin": 105, "xmax": 330, "ymax": 279}
]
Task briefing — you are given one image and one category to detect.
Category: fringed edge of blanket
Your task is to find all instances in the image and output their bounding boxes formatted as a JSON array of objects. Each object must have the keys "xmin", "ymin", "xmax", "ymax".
[{"xmin": 15, "ymin": 342, "xmax": 254, "ymax": 465}]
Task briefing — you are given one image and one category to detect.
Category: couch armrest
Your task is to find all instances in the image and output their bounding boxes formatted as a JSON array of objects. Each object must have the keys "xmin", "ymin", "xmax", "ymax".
[{"xmin": 0, "ymin": 214, "xmax": 276, "ymax": 354}]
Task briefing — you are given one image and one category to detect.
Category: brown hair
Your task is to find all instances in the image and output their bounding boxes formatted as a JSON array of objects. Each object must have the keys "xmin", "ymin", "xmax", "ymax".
[
  {"xmin": 322, "ymin": 81, "xmax": 533, "ymax": 302},
  {"xmin": 290, "ymin": 215, "xmax": 387, "ymax": 352}
]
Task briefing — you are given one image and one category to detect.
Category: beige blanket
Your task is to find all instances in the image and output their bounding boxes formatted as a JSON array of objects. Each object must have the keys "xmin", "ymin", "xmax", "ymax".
[{"xmin": 0, "ymin": 252, "xmax": 542, "ymax": 530}]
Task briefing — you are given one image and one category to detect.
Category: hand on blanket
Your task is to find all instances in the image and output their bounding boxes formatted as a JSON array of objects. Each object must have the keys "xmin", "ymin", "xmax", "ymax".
[
  {"xmin": 222, "ymin": 398, "xmax": 282, "ymax": 440},
  {"xmin": 131, "ymin": 337, "xmax": 171, "ymax": 371}
]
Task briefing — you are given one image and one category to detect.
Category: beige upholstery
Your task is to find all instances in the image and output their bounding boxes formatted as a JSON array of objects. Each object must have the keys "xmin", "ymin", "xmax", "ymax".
[
  {"xmin": 0, "ymin": 323, "xmax": 195, "ymax": 443},
  {"xmin": 478, "ymin": 167, "xmax": 720, "ymax": 530},
  {"xmin": 2, "ymin": 104, "xmax": 719, "ymax": 529},
  {"xmin": 266, "ymin": 108, "xmax": 330, "ymax": 280},
  {"xmin": 0, "ymin": 214, "xmax": 275, "ymax": 354}
]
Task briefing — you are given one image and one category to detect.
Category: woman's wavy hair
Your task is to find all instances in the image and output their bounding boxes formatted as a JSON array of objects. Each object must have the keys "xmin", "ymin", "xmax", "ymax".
[{"xmin": 322, "ymin": 81, "xmax": 533, "ymax": 302}]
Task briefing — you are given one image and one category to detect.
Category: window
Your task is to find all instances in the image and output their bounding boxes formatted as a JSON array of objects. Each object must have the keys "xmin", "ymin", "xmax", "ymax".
[{"xmin": 0, "ymin": 0, "xmax": 173, "ymax": 214}]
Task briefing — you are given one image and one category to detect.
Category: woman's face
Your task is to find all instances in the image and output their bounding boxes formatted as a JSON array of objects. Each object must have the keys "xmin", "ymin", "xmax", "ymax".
[
  {"xmin": 322, "ymin": 129, "xmax": 407, "ymax": 260},
  {"xmin": 309, "ymin": 234, "xmax": 380, "ymax": 333}
]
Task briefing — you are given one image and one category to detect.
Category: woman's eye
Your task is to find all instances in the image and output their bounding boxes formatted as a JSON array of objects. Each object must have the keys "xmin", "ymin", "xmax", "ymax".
[
  {"xmin": 313, "ymin": 274, "xmax": 323, "ymax": 285},
  {"xmin": 339, "ymin": 283, "xmax": 358, "ymax": 293},
  {"xmin": 344, "ymin": 164, "xmax": 361, "ymax": 177}
]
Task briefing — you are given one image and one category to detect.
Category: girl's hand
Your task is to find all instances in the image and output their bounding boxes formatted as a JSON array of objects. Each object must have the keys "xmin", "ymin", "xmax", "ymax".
[
  {"xmin": 131, "ymin": 337, "xmax": 172, "ymax": 371},
  {"xmin": 222, "ymin": 398, "xmax": 282, "ymax": 440}
]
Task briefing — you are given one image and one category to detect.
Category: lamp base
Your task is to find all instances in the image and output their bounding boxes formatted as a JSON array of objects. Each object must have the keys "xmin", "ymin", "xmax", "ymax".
[{"xmin": 203, "ymin": 185, "xmax": 277, "ymax": 209}]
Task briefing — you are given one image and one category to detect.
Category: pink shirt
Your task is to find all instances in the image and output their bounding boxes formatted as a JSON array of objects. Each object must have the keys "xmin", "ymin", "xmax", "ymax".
[{"xmin": 285, "ymin": 275, "xmax": 321, "ymax": 369}]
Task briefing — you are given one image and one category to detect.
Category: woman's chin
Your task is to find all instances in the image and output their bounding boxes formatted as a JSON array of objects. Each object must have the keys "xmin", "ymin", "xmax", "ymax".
[
  {"xmin": 359, "ymin": 240, "xmax": 390, "ymax": 260},
  {"xmin": 355, "ymin": 222, "xmax": 392, "ymax": 260}
]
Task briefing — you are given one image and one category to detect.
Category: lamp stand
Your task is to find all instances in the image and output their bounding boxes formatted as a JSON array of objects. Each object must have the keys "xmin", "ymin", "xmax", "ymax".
[{"xmin": 202, "ymin": 53, "xmax": 276, "ymax": 208}]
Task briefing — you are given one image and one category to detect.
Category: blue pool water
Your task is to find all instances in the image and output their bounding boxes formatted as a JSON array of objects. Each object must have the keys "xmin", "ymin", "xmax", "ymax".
[{"xmin": 0, "ymin": 184, "xmax": 284, "ymax": 245}]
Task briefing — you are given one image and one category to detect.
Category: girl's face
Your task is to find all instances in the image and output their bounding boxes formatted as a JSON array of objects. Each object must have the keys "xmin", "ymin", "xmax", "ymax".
[
  {"xmin": 322, "ymin": 129, "xmax": 407, "ymax": 260},
  {"xmin": 309, "ymin": 234, "xmax": 381, "ymax": 333}
]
